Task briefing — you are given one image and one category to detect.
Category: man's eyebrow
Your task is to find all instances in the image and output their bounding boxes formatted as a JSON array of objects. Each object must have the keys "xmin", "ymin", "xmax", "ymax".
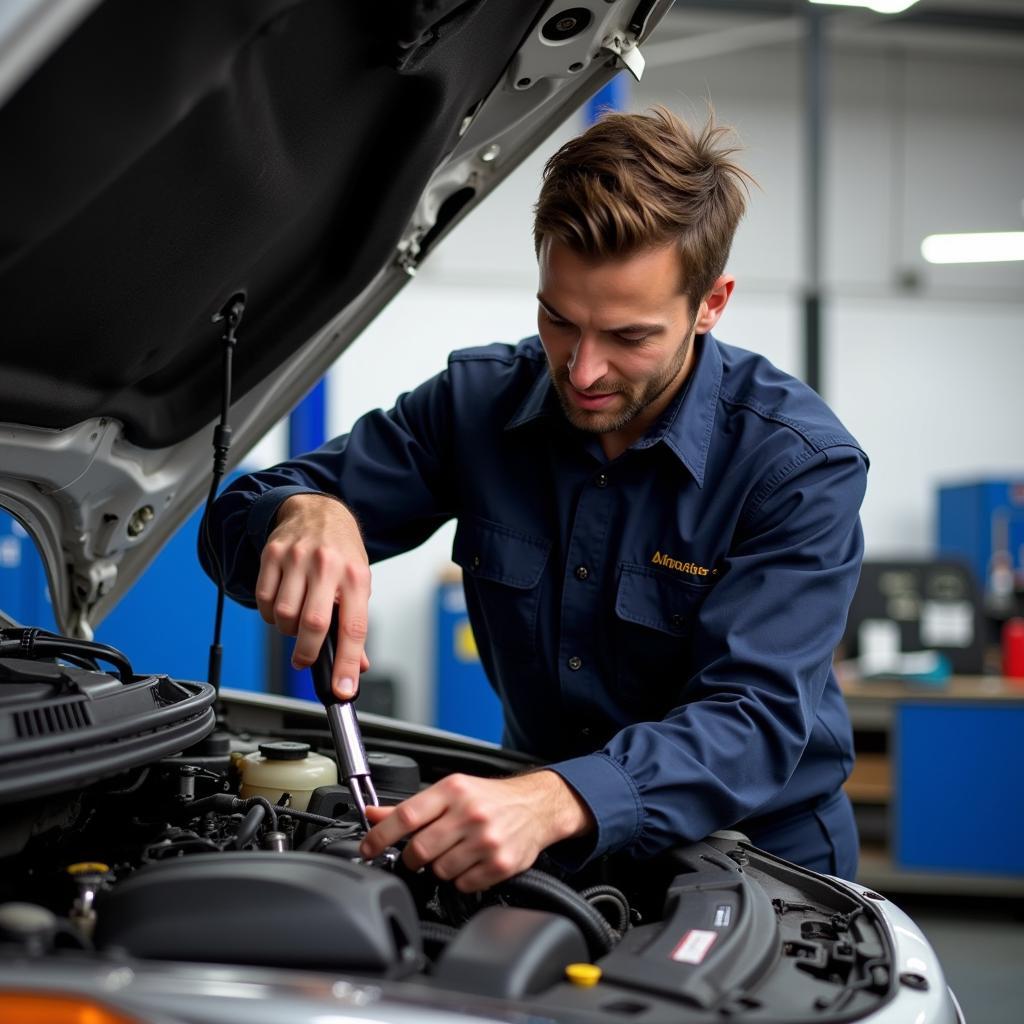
[
  {"xmin": 536, "ymin": 294, "xmax": 665, "ymax": 335},
  {"xmin": 536, "ymin": 295, "xmax": 568, "ymax": 321}
]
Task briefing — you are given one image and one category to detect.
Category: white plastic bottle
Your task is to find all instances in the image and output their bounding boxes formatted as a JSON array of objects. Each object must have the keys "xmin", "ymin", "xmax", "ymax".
[{"xmin": 238, "ymin": 741, "xmax": 337, "ymax": 812}]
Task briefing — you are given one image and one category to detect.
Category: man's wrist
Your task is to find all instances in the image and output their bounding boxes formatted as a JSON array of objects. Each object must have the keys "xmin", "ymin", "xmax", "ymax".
[
  {"xmin": 275, "ymin": 491, "xmax": 350, "ymax": 528},
  {"xmin": 272, "ymin": 491, "xmax": 360, "ymax": 540},
  {"xmin": 526, "ymin": 769, "xmax": 595, "ymax": 846}
]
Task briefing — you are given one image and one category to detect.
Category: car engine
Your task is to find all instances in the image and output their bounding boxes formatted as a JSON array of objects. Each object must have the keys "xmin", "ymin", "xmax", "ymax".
[{"xmin": 0, "ymin": 630, "xmax": 911, "ymax": 1022}]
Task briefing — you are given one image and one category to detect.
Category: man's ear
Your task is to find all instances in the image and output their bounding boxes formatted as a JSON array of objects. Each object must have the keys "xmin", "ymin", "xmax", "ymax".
[{"xmin": 695, "ymin": 275, "xmax": 735, "ymax": 333}]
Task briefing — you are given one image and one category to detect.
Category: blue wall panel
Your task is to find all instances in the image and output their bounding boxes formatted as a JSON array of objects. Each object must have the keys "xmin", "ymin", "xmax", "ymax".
[
  {"xmin": 0, "ymin": 515, "xmax": 55, "ymax": 629},
  {"xmin": 98, "ymin": 511, "xmax": 267, "ymax": 690},
  {"xmin": 1, "ymin": 490, "xmax": 267, "ymax": 690}
]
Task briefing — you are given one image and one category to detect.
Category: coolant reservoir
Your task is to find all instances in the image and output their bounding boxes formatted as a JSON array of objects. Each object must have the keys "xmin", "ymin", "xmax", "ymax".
[{"xmin": 238, "ymin": 741, "xmax": 337, "ymax": 811}]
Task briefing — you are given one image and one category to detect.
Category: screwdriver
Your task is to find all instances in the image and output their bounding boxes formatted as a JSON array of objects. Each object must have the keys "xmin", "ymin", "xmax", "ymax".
[{"xmin": 310, "ymin": 609, "xmax": 379, "ymax": 831}]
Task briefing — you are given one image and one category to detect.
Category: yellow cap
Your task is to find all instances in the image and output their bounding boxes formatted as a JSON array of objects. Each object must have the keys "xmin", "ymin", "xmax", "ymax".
[
  {"xmin": 565, "ymin": 963, "xmax": 602, "ymax": 987},
  {"xmin": 66, "ymin": 862, "xmax": 110, "ymax": 876}
]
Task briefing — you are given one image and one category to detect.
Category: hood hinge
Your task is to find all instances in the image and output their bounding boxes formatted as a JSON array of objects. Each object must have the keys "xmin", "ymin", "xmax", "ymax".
[
  {"xmin": 395, "ymin": 236, "xmax": 421, "ymax": 276},
  {"xmin": 71, "ymin": 560, "xmax": 118, "ymax": 641},
  {"xmin": 600, "ymin": 31, "xmax": 645, "ymax": 82}
]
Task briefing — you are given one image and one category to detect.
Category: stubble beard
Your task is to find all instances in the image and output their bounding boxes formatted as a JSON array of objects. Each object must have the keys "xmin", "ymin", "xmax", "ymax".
[{"xmin": 549, "ymin": 329, "xmax": 693, "ymax": 436}]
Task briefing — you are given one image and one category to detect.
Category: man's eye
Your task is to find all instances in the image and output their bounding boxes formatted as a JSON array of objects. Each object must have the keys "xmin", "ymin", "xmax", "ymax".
[
  {"xmin": 547, "ymin": 317, "xmax": 571, "ymax": 329},
  {"xmin": 616, "ymin": 334, "xmax": 649, "ymax": 346}
]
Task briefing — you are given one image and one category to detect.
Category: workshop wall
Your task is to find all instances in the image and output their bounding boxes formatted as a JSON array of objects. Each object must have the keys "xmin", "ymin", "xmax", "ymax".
[
  {"xmin": 244, "ymin": 28, "xmax": 1023, "ymax": 723},
  {"xmin": 636, "ymin": 40, "xmax": 1024, "ymax": 556}
]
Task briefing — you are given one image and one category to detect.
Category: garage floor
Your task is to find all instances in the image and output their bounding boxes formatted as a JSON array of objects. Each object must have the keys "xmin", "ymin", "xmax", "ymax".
[{"xmin": 896, "ymin": 897, "xmax": 1024, "ymax": 1023}]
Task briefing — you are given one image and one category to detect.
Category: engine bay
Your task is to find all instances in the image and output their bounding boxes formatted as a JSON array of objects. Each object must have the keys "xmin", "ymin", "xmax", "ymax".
[{"xmin": 0, "ymin": 633, "xmax": 904, "ymax": 1022}]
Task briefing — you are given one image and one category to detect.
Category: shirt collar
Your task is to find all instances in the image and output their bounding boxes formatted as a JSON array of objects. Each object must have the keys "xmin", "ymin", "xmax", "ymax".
[
  {"xmin": 504, "ymin": 357, "xmax": 561, "ymax": 431},
  {"xmin": 505, "ymin": 333, "xmax": 723, "ymax": 488},
  {"xmin": 629, "ymin": 332, "xmax": 722, "ymax": 488}
]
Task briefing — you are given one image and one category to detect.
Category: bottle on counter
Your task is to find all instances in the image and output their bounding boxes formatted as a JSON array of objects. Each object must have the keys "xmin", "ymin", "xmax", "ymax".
[{"xmin": 1002, "ymin": 617, "xmax": 1024, "ymax": 684}]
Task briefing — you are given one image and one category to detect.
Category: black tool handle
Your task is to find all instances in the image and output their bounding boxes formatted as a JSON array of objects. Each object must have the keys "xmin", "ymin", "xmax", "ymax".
[{"xmin": 310, "ymin": 607, "xmax": 341, "ymax": 709}]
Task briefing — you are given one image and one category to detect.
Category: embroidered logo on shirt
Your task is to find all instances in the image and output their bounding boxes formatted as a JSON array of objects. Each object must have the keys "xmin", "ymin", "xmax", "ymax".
[{"xmin": 651, "ymin": 551, "xmax": 717, "ymax": 578}]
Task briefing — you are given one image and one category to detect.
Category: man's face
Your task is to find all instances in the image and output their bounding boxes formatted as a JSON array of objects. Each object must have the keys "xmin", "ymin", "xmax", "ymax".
[{"xmin": 536, "ymin": 239, "xmax": 698, "ymax": 442}]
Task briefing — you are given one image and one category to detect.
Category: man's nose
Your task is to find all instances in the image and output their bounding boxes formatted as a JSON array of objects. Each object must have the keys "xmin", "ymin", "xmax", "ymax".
[{"xmin": 567, "ymin": 334, "xmax": 607, "ymax": 391}]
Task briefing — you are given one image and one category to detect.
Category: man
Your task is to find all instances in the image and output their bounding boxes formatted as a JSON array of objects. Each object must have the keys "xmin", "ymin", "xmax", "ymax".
[{"xmin": 201, "ymin": 108, "xmax": 867, "ymax": 892}]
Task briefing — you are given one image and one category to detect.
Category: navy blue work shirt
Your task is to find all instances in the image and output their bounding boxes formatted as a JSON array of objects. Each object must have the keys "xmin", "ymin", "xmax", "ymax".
[{"xmin": 200, "ymin": 332, "xmax": 868, "ymax": 869}]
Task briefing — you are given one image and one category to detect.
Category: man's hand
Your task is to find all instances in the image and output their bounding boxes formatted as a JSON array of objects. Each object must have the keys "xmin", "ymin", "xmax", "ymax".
[
  {"xmin": 255, "ymin": 493, "xmax": 371, "ymax": 699},
  {"xmin": 358, "ymin": 770, "xmax": 595, "ymax": 892}
]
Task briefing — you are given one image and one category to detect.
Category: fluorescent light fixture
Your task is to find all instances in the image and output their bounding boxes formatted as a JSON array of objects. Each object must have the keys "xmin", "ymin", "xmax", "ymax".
[
  {"xmin": 809, "ymin": 0, "xmax": 920, "ymax": 13},
  {"xmin": 921, "ymin": 232, "xmax": 1024, "ymax": 264}
]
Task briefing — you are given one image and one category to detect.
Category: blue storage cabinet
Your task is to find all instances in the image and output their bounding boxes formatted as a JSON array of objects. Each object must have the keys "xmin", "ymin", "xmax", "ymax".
[
  {"xmin": 895, "ymin": 702, "xmax": 1024, "ymax": 875},
  {"xmin": 434, "ymin": 577, "xmax": 503, "ymax": 743},
  {"xmin": 0, "ymin": 492, "xmax": 267, "ymax": 690},
  {"xmin": 938, "ymin": 479, "xmax": 1024, "ymax": 590}
]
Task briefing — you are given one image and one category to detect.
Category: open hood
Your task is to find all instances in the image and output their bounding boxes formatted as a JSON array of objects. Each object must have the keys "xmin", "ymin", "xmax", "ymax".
[{"xmin": 0, "ymin": 0, "xmax": 673, "ymax": 637}]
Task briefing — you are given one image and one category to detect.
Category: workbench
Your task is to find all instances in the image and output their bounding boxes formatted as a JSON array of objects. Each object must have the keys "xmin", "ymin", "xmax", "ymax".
[{"xmin": 841, "ymin": 674, "xmax": 1024, "ymax": 896}]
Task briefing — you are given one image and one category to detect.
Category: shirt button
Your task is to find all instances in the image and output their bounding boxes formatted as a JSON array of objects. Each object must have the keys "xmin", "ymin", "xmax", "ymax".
[
  {"xmin": 670, "ymin": 613, "xmax": 685, "ymax": 629},
  {"xmin": 574, "ymin": 565, "xmax": 589, "ymax": 581},
  {"xmin": 595, "ymin": 473, "xmax": 609, "ymax": 488},
  {"xmin": 580, "ymin": 726, "xmax": 592, "ymax": 738},
  {"xmin": 568, "ymin": 655, "xmax": 582, "ymax": 671},
  {"xmin": 471, "ymin": 555, "xmax": 481, "ymax": 570}
]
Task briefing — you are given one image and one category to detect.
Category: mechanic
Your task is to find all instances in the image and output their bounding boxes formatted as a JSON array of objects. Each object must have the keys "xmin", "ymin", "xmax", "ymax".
[{"xmin": 200, "ymin": 108, "xmax": 868, "ymax": 892}]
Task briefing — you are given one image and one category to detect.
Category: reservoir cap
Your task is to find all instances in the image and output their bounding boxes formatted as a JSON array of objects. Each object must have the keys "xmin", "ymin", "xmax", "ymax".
[{"xmin": 258, "ymin": 741, "xmax": 310, "ymax": 761}]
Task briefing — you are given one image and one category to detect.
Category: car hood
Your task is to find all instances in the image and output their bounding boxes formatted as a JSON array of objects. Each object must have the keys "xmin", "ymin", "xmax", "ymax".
[{"xmin": 0, "ymin": 0, "xmax": 672, "ymax": 638}]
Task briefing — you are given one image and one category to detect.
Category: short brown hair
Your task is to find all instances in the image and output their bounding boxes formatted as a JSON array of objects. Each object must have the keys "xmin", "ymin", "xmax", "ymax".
[{"xmin": 533, "ymin": 106, "xmax": 753, "ymax": 306}]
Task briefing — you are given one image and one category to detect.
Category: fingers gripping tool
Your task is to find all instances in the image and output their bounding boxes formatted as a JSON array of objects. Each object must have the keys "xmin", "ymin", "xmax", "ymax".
[{"xmin": 311, "ymin": 612, "xmax": 378, "ymax": 831}]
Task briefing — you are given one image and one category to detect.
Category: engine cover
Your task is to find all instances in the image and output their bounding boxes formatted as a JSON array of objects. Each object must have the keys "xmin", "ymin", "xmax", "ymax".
[{"xmin": 94, "ymin": 851, "xmax": 421, "ymax": 976}]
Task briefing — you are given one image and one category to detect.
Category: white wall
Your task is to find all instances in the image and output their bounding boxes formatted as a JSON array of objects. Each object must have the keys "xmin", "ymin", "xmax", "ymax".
[
  {"xmin": 635, "ymin": 37, "xmax": 1024, "ymax": 562},
  {"xmin": 827, "ymin": 299, "xmax": 1023, "ymax": 555},
  {"xmin": 247, "ymin": 32, "xmax": 1024, "ymax": 722}
]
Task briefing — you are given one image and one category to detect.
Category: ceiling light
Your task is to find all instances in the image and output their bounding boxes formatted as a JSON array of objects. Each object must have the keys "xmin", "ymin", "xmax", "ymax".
[
  {"xmin": 809, "ymin": 0, "xmax": 920, "ymax": 13},
  {"xmin": 921, "ymin": 232, "xmax": 1024, "ymax": 264}
]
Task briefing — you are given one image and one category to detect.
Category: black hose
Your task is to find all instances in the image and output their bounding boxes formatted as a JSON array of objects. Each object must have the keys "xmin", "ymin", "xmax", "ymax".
[
  {"xmin": 183, "ymin": 793, "xmax": 237, "ymax": 816},
  {"xmin": 181, "ymin": 792, "xmax": 353, "ymax": 842},
  {"xmin": 277, "ymin": 806, "xmax": 349, "ymax": 829},
  {"xmin": 181, "ymin": 793, "xmax": 281, "ymax": 832},
  {"xmin": 419, "ymin": 920, "xmax": 458, "ymax": 949},
  {"xmin": 586, "ymin": 894, "xmax": 629, "ymax": 933},
  {"xmin": 297, "ymin": 826, "xmax": 361, "ymax": 853},
  {"xmin": 181, "ymin": 793, "xmax": 348, "ymax": 834},
  {"xmin": 0, "ymin": 628, "xmax": 134, "ymax": 682},
  {"xmin": 237, "ymin": 796, "xmax": 278, "ymax": 832},
  {"xmin": 232, "ymin": 802, "xmax": 266, "ymax": 849},
  {"xmin": 496, "ymin": 869, "xmax": 618, "ymax": 958},
  {"xmin": 580, "ymin": 884, "xmax": 631, "ymax": 933}
]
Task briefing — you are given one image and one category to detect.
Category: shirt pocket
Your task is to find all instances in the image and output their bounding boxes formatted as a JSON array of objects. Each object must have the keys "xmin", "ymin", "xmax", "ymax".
[
  {"xmin": 452, "ymin": 516, "xmax": 550, "ymax": 672},
  {"xmin": 612, "ymin": 563, "xmax": 713, "ymax": 712}
]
